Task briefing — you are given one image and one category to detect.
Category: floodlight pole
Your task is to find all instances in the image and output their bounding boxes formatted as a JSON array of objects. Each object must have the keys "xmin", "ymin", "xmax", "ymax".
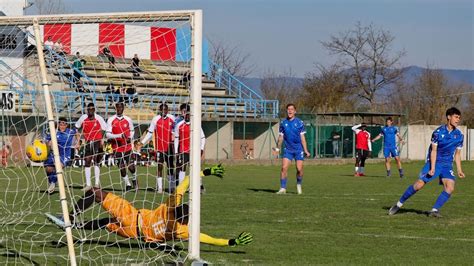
[
  {"xmin": 188, "ymin": 9, "xmax": 203, "ymax": 260},
  {"xmin": 32, "ymin": 18, "xmax": 77, "ymax": 266}
]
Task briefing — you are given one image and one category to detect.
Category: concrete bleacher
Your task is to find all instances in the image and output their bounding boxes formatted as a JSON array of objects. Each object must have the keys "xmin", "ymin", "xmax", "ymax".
[{"xmin": 45, "ymin": 54, "xmax": 248, "ymax": 120}]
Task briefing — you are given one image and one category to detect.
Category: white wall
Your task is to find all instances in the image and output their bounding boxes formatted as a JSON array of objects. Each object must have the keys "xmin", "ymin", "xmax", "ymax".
[{"xmin": 0, "ymin": 0, "xmax": 24, "ymax": 16}]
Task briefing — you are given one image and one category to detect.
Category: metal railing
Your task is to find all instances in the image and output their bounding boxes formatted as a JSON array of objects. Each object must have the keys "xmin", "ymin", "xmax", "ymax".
[
  {"xmin": 0, "ymin": 59, "xmax": 35, "ymax": 90},
  {"xmin": 7, "ymin": 90, "xmax": 278, "ymax": 119}
]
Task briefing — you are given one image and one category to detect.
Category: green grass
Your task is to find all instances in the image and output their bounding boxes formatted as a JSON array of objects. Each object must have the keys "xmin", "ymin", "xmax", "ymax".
[{"xmin": 1, "ymin": 161, "xmax": 474, "ymax": 264}]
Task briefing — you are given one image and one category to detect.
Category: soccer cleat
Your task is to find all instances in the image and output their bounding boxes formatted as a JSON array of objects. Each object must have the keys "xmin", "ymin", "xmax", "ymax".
[
  {"xmin": 45, "ymin": 213, "xmax": 66, "ymax": 230},
  {"xmin": 388, "ymin": 205, "xmax": 400, "ymax": 215},
  {"xmin": 276, "ymin": 188, "xmax": 286, "ymax": 194},
  {"xmin": 81, "ymin": 185, "xmax": 92, "ymax": 192},
  {"xmin": 132, "ymin": 179, "xmax": 139, "ymax": 190},
  {"xmin": 125, "ymin": 185, "xmax": 133, "ymax": 192},
  {"xmin": 296, "ymin": 184, "xmax": 302, "ymax": 195},
  {"xmin": 359, "ymin": 173, "xmax": 365, "ymax": 176},
  {"xmin": 354, "ymin": 172, "xmax": 360, "ymax": 177},
  {"xmin": 47, "ymin": 183, "xmax": 56, "ymax": 194},
  {"xmin": 156, "ymin": 186, "xmax": 163, "ymax": 193},
  {"xmin": 428, "ymin": 210, "xmax": 442, "ymax": 218}
]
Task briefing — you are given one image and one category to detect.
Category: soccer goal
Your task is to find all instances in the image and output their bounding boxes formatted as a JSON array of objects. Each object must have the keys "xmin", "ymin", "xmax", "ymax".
[{"xmin": 0, "ymin": 10, "xmax": 203, "ymax": 264}]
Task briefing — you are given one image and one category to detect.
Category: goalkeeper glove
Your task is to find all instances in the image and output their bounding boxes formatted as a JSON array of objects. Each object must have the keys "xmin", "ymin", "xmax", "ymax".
[
  {"xmin": 229, "ymin": 232, "xmax": 253, "ymax": 246},
  {"xmin": 202, "ymin": 164, "xmax": 225, "ymax": 178}
]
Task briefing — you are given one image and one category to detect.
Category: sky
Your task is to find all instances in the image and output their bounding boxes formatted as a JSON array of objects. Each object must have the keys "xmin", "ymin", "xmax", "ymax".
[{"xmin": 41, "ymin": 0, "xmax": 474, "ymax": 77}]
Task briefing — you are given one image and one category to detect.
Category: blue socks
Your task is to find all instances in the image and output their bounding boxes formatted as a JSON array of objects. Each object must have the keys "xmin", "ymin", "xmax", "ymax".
[
  {"xmin": 296, "ymin": 176, "xmax": 303, "ymax": 185},
  {"xmin": 433, "ymin": 191, "xmax": 451, "ymax": 210},
  {"xmin": 47, "ymin": 170, "xmax": 57, "ymax": 184},
  {"xmin": 280, "ymin": 178, "xmax": 287, "ymax": 189},
  {"xmin": 399, "ymin": 185, "xmax": 417, "ymax": 204}
]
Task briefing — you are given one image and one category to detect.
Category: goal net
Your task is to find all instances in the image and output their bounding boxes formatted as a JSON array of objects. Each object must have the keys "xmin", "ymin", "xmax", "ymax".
[{"xmin": 0, "ymin": 10, "xmax": 203, "ymax": 264}]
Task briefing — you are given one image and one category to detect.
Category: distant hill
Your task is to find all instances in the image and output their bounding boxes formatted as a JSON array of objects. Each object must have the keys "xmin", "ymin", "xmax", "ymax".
[{"xmin": 240, "ymin": 66, "xmax": 474, "ymax": 96}]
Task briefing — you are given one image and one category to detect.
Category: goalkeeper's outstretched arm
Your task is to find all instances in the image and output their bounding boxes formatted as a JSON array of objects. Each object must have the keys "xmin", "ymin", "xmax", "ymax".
[
  {"xmin": 166, "ymin": 164, "xmax": 225, "ymax": 207},
  {"xmin": 198, "ymin": 232, "xmax": 253, "ymax": 247}
]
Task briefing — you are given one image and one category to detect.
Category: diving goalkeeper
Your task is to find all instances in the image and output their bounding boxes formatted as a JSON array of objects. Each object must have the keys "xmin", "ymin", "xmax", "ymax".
[{"xmin": 45, "ymin": 164, "xmax": 253, "ymax": 247}]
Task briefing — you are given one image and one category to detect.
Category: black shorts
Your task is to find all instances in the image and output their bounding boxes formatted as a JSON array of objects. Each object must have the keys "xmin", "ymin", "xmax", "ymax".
[
  {"xmin": 114, "ymin": 150, "xmax": 132, "ymax": 165},
  {"xmin": 356, "ymin": 149, "xmax": 370, "ymax": 159},
  {"xmin": 156, "ymin": 147, "xmax": 174, "ymax": 164},
  {"xmin": 84, "ymin": 140, "xmax": 103, "ymax": 157},
  {"xmin": 177, "ymin": 153, "xmax": 190, "ymax": 168}
]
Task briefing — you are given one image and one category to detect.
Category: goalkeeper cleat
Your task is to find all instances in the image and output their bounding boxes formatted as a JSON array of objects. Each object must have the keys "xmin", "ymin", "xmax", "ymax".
[
  {"xmin": 388, "ymin": 204, "xmax": 400, "ymax": 215},
  {"xmin": 276, "ymin": 188, "xmax": 286, "ymax": 194},
  {"xmin": 47, "ymin": 183, "xmax": 56, "ymax": 194},
  {"xmin": 296, "ymin": 184, "xmax": 302, "ymax": 195},
  {"xmin": 45, "ymin": 213, "xmax": 67, "ymax": 230}
]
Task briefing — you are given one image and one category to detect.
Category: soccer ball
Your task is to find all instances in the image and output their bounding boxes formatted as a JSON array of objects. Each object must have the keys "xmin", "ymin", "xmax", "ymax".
[{"xmin": 26, "ymin": 139, "xmax": 48, "ymax": 162}]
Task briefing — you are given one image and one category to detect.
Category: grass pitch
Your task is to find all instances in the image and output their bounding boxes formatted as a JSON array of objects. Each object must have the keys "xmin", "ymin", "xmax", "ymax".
[{"xmin": 1, "ymin": 161, "xmax": 473, "ymax": 264}]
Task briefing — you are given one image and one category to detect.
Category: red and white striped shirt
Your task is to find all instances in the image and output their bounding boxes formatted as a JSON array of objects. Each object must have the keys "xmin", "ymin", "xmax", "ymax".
[
  {"xmin": 173, "ymin": 120, "xmax": 205, "ymax": 154},
  {"xmin": 352, "ymin": 124, "xmax": 372, "ymax": 151},
  {"xmin": 106, "ymin": 115, "xmax": 134, "ymax": 152},
  {"xmin": 75, "ymin": 114, "xmax": 107, "ymax": 142}
]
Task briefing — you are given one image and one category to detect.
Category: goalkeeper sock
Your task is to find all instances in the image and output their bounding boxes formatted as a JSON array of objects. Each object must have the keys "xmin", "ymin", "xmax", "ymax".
[
  {"xmin": 178, "ymin": 171, "xmax": 185, "ymax": 184},
  {"xmin": 85, "ymin": 167, "xmax": 92, "ymax": 186},
  {"xmin": 94, "ymin": 166, "xmax": 100, "ymax": 186},
  {"xmin": 280, "ymin": 178, "xmax": 287, "ymax": 189}
]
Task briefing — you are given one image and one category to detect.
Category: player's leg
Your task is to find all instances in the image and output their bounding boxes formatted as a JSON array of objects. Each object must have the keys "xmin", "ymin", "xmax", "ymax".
[
  {"xmin": 354, "ymin": 149, "xmax": 362, "ymax": 176},
  {"xmin": 429, "ymin": 170, "xmax": 456, "ymax": 217},
  {"xmin": 126, "ymin": 151, "xmax": 138, "ymax": 190},
  {"xmin": 166, "ymin": 146, "xmax": 176, "ymax": 190},
  {"xmin": 277, "ymin": 156, "xmax": 292, "ymax": 194},
  {"xmin": 93, "ymin": 141, "xmax": 103, "ymax": 186},
  {"xmin": 156, "ymin": 152, "xmax": 165, "ymax": 192},
  {"xmin": 359, "ymin": 150, "xmax": 368, "ymax": 176},
  {"xmin": 384, "ymin": 147, "xmax": 391, "ymax": 177},
  {"xmin": 177, "ymin": 153, "xmax": 189, "ymax": 186},
  {"xmin": 389, "ymin": 163, "xmax": 434, "ymax": 215},
  {"xmin": 116, "ymin": 152, "xmax": 132, "ymax": 190},
  {"xmin": 295, "ymin": 158, "xmax": 304, "ymax": 195},
  {"xmin": 45, "ymin": 165, "xmax": 57, "ymax": 194},
  {"xmin": 83, "ymin": 142, "xmax": 93, "ymax": 190},
  {"xmin": 394, "ymin": 150, "xmax": 404, "ymax": 178}
]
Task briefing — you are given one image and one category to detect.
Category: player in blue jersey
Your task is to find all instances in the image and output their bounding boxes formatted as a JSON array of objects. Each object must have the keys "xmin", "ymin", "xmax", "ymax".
[
  {"xmin": 388, "ymin": 108, "xmax": 465, "ymax": 217},
  {"xmin": 371, "ymin": 117, "xmax": 405, "ymax": 178},
  {"xmin": 44, "ymin": 117, "xmax": 78, "ymax": 194},
  {"xmin": 273, "ymin": 104, "xmax": 310, "ymax": 195}
]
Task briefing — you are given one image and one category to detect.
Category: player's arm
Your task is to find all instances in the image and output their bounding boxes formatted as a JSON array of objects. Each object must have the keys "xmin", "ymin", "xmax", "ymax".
[
  {"xmin": 166, "ymin": 164, "xmax": 225, "ymax": 207},
  {"xmin": 273, "ymin": 124, "xmax": 284, "ymax": 155},
  {"xmin": 429, "ymin": 143, "xmax": 437, "ymax": 175},
  {"xmin": 300, "ymin": 133, "xmax": 310, "ymax": 157},
  {"xmin": 454, "ymin": 145, "xmax": 465, "ymax": 178},
  {"xmin": 396, "ymin": 133, "xmax": 405, "ymax": 144},
  {"xmin": 198, "ymin": 232, "xmax": 253, "ymax": 247},
  {"xmin": 371, "ymin": 134, "xmax": 382, "ymax": 143},
  {"xmin": 140, "ymin": 116, "xmax": 157, "ymax": 145},
  {"xmin": 367, "ymin": 132, "xmax": 372, "ymax": 152},
  {"xmin": 105, "ymin": 117, "xmax": 122, "ymax": 139},
  {"xmin": 351, "ymin": 124, "xmax": 361, "ymax": 133}
]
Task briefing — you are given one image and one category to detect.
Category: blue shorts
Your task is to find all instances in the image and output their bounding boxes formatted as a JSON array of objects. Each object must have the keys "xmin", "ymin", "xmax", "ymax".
[
  {"xmin": 383, "ymin": 147, "xmax": 399, "ymax": 158},
  {"xmin": 419, "ymin": 162, "xmax": 456, "ymax": 184},
  {"xmin": 283, "ymin": 150, "xmax": 305, "ymax": 161},
  {"xmin": 44, "ymin": 154, "xmax": 71, "ymax": 167}
]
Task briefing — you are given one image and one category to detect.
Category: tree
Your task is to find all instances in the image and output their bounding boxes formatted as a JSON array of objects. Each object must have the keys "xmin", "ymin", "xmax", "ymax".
[
  {"xmin": 209, "ymin": 39, "xmax": 255, "ymax": 77},
  {"xmin": 260, "ymin": 68, "xmax": 303, "ymax": 114},
  {"xmin": 301, "ymin": 64, "xmax": 356, "ymax": 113},
  {"xmin": 321, "ymin": 22, "xmax": 405, "ymax": 107},
  {"xmin": 389, "ymin": 66, "xmax": 464, "ymax": 124},
  {"xmin": 33, "ymin": 0, "xmax": 67, "ymax": 15}
]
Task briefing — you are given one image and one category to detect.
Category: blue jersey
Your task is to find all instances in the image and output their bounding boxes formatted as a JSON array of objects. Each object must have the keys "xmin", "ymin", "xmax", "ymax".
[
  {"xmin": 380, "ymin": 126, "xmax": 398, "ymax": 148},
  {"xmin": 279, "ymin": 117, "xmax": 306, "ymax": 152},
  {"xmin": 45, "ymin": 127, "xmax": 77, "ymax": 159},
  {"xmin": 426, "ymin": 125, "xmax": 463, "ymax": 165}
]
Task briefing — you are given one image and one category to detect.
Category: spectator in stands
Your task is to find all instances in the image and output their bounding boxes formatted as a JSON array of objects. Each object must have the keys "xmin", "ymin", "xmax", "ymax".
[
  {"xmin": 72, "ymin": 52, "xmax": 86, "ymax": 83},
  {"xmin": 53, "ymin": 39, "xmax": 65, "ymax": 56},
  {"xmin": 102, "ymin": 45, "xmax": 115, "ymax": 68},
  {"xmin": 131, "ymin": 54, "xmax": 141, "ymax": 77},
  {"xmin": 126, "ymin": 85, "xmax": 138, "ymax": 106},
  {"xmin": 44, "ymin": 36, "xmax": 54, "ymax": 62},
  {"xmin": 180, "ymin": 70, "xmax": 191, "ymax": 89},
  {"xmin": 105, "ymin": 84, "xmax": 115, "ymax": 105}
]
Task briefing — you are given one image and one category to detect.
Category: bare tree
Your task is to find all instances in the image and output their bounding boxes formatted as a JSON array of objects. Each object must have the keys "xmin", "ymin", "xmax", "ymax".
[
  {"xmin": 209, "ymin": 39, "xmax": 255, "ymax": 77},
  {"xmin": 389, "ymin": 66, "xmax": 464, "ymax": 124},
  {"xmin": 301, "ymin": 64, "xmax": 356, "ymax": 113},
  {"xmin": 321, "ymin": 22, "xmax": 405, "ymax": 107},
  {"xmin": 260, "ymin": 68, "xmax": 303, "ymax": 113},
  {"xmin": 33, "ymin": 0, "xmax": 67, "ymax": 15}
]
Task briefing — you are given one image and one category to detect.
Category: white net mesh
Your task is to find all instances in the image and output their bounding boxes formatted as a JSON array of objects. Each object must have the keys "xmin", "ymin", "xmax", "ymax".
[{"xmin": 0, "ymin": 12, "xmax": 201, "ymax": 264}]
